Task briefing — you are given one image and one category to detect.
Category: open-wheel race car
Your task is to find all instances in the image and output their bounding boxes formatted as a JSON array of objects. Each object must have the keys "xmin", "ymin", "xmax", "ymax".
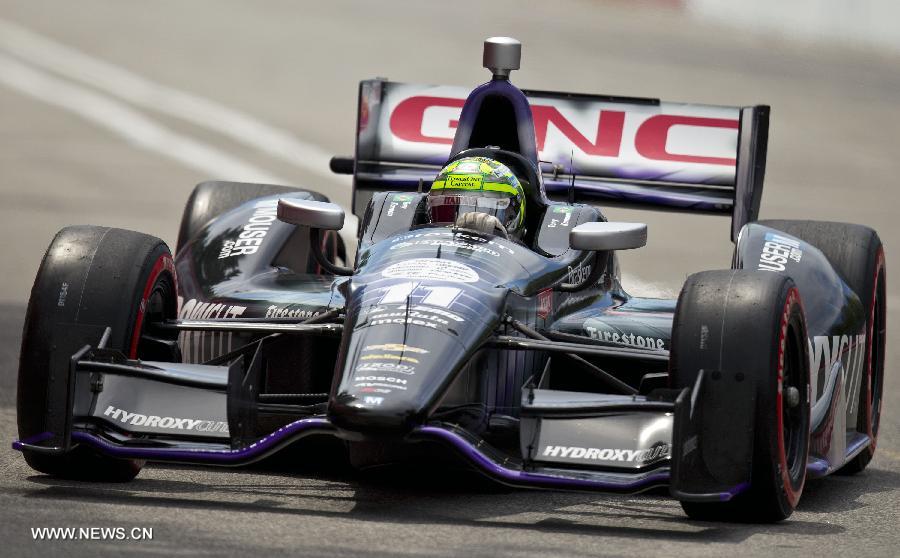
[{"xmin": 14, "ymin": 37, "xmax": 886, "ymax": 522}]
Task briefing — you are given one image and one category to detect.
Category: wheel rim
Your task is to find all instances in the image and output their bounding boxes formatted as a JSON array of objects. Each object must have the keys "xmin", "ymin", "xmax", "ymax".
[
  {"xmin": 136, "ymin": 272, "xmax": 179, "ymax": 362},
  {"xmin": 782, "ymin": 320, "xmax": 808, "ymax": 483}
]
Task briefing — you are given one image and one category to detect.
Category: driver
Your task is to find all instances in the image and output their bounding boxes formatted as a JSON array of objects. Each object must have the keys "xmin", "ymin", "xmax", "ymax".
[{"xmin": 427, "ymin": 157, "xmax": 525, "ymax": 239}]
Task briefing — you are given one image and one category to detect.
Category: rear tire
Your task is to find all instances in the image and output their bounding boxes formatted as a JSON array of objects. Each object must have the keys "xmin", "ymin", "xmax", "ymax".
[
  {"xmin": 759, "ymin": 220, "xmax": 886, "ymax": 473},
  {"xmin": 18, "ymin": 226, "xmax": 179, "ymax": 481},
  {"xmin": 175, "ymin": 180, "xmax": 344, "ymax": 271},
  {"xmin": 671, "ymin": 270, "xmax": 811, "ymax": 522}
]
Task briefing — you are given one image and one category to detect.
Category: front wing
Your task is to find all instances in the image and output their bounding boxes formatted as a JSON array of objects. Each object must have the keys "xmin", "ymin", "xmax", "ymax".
[{"xmin": 13, "ymin": 326, "xmax": 758, "ymax": 502}]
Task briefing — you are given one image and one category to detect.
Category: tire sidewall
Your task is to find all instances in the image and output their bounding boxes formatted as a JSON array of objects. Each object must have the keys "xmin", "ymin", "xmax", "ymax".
[{"xmin": 17, "ymin": 227, "xmax": 178, "ymax": 479}]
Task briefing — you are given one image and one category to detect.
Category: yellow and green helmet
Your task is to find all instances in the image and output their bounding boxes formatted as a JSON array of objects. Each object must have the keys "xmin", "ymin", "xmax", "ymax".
[{"xmin": 427, "ymin": 157, "xmax": 526, "ymax": 237}]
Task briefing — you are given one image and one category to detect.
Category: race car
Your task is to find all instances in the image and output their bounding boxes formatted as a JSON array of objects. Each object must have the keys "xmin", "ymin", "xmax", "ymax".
[{"xmin": 14, "ymin": 37, "xmax": 886, "ymax": 523}]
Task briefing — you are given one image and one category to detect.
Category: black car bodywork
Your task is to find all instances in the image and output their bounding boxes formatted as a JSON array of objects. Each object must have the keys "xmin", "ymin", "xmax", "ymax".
[{"xmin": 14, "ymin": 40, "xmax": 883, "ymax": 517}]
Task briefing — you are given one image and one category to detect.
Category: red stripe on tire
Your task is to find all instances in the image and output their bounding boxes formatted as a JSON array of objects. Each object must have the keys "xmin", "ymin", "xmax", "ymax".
[
  {"xmin": 776, "ymin": 287, "xmax": 803, "ymax": 508},
  {"xmin": 864, "ymin": 247, "xmax": 885, "ymax": 449},
  {"xmin": 128, "ymin": 253, "xmax": 176, "ymax": 358}
]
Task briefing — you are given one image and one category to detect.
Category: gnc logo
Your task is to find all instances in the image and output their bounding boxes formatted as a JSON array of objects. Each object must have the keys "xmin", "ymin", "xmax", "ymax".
[{"xmin": 389, "ymin": 95, "xmax": 738, "ymax": 167}]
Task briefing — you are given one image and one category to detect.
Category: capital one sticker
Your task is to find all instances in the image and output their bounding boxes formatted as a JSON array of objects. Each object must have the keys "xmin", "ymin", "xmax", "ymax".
[{"xmin": 382, "ymin": 258, "xmax": 479, "ymax": 283}]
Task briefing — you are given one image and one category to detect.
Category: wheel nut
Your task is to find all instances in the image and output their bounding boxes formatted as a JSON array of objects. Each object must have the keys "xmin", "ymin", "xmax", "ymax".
[{"xmin": 785, "ymin": 386, "xmax": 800, "ymax": 408}]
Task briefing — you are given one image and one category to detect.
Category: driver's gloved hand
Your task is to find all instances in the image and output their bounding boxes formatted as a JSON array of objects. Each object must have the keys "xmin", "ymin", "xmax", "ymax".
[{"xmin": 455, "ymin": 211, "xmax": 508, "ymax": 239}]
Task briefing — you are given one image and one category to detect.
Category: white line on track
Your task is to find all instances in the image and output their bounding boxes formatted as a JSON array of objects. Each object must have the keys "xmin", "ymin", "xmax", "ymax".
[
  {"xmin": 0, "ymin": 18, "xmax": 344, "ymax": 185},
  {"xmin": 0, "ymin": 52, "xmax": 289, "ymax": 184},
  {"xmin": 0, "ymin": 18, "xmax": 683, "ymax": 296}
]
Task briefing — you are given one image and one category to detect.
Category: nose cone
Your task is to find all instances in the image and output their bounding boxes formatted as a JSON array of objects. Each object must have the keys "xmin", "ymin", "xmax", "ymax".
[
  {"xmin": 328, "ymin": 233, "xmax": 516, "ymax": 438},
  {"xmin": 329, "ymin": 392, "xmax": 418, "ymax": 436},
  {"xmin": 327, "ymin": 280, "xmax": 506, "ymax": 438},
  {"xmin": 328, "ymin": 324, "xmax": 472, "ymax": 437}
]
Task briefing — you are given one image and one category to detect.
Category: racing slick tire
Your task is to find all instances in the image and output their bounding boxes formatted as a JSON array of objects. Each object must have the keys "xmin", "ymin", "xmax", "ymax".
[
  {"xmin": 18, "ymin": 226, "xmax": 179, "ymax": 481},
  {"xmin": 670, "ymin": 270, "xmax": 811, "ymax": 522},
  {"xmin": 759, "ymin": 220, "xmax": 885, "ymax": 474},
  {"xmin": 175, "ymin": 180, "xmax": 345, "ymax": 271}
]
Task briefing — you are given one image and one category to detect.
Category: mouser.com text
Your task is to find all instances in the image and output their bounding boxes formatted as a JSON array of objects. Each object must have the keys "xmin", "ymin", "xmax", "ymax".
[
  {"xmin": 542, "ymin": 444, "xmax": 670, "ymax": 462},
  {"xmin": 218, "ymin": 199, "xmax": 279, "ymax": 258},
  {"xmin": 104, "ymin": 406, "xmax": 229, "ymax": 433}
]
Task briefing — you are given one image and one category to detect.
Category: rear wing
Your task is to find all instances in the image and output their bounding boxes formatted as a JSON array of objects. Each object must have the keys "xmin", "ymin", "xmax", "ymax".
[{"xmin": 333, "ymin": 79, "xmax": 769, "ymax": 241}]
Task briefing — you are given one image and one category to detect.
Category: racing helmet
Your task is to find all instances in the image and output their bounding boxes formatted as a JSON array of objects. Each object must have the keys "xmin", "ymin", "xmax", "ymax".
[{"xmin": 427, "ymin": 157, "xmax": 525, "ymax": 238}]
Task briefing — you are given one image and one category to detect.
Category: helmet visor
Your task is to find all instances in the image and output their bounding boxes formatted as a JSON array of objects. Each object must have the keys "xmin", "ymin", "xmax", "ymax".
[{"xmin": 427, "ymin": 194, "xmax": 517, "ymax": 230}]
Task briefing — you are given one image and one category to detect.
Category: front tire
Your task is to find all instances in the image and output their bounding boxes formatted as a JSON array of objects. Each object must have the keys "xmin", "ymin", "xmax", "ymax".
[
  {"xmin": 670, "ymin": 270, "xmax": 811, "ymax": 522},
  {"xmin": 17, "ymin": 226, "xmax": 179, "ymax": 481}
]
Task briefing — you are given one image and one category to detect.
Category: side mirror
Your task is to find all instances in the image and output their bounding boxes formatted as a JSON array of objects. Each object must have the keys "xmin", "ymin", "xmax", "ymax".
[
  {"xmin": 569, "ymin": 222, "xmax": 647, "ymax": 252},
  {"xmin": 277, "ymin": 198, "xmax": 352, "ymax": 276},
  {"xmin": 277, "ymin": 198, "xmax": 345, "ymax": 230}
]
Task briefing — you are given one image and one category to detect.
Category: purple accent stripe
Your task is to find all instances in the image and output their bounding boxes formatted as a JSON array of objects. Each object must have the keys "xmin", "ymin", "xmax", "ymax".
[
  {"xmin": 844, "ymin": 433, "xmax": 872, "ymax": 462},
  {"xmin": 15, "ymin": 422, "xmax": 668, "ymax": 493},
  {"xmin": 544, "ymin": 179, "xmax": 731, "ymax": 212},
  {"xmin": 720, "ymin": 482, "xmax": 751, "ymax": 501},
  {"xmin": 12, "ymin": 431, "xmax": 54, "ymax": 450},
  {"xmin": 806, "ymin": 434, "xmax": 871, "ymax": 479},
  {"xmin": 806, "ymin": 457, "xmax": 830, "ymax": 478},
  {"xmin": 416, "ymin": 426, "xmax": 669, "ymax": 492},
  {"xmin": 57, "ymin": 418, "xmax": 334, "ymax": 464}
]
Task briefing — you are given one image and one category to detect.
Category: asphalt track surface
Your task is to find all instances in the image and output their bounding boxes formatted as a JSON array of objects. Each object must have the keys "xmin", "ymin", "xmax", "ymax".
[{"xmin": 1, "ymin": 1, "xmax": 900, "ymax": 556}]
